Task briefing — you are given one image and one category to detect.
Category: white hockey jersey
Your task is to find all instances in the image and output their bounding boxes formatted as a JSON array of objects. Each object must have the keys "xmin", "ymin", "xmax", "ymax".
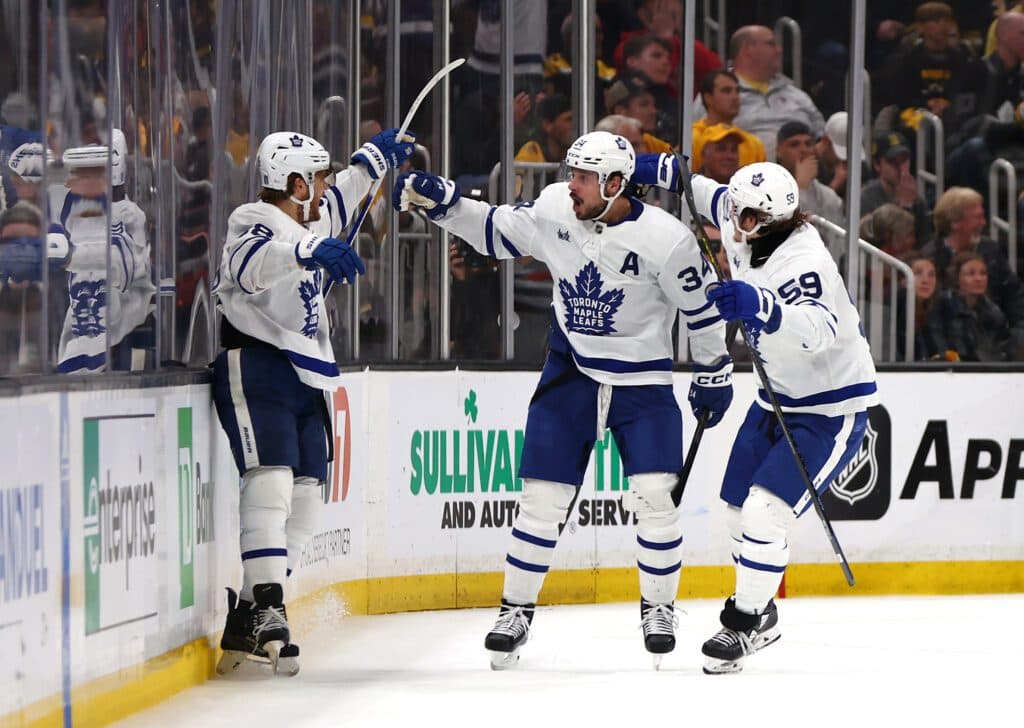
[
  {"xmin": 49, "ymin": 188, "xmax": 156, "ymax": 373},
  {"xmin": 691, "ymin": 175, "xmax": 879, "ymax": 416},
  {"xmin": 214, "ymin": 164, "xmax": 373, "ymax": 391},
  {"xmin": 436, "ymin": 182, "xmax": 728, "ymax": 385}
]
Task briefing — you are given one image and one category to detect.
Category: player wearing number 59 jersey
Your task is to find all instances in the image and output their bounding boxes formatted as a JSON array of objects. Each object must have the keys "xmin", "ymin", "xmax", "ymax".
[
  {"xmin": 634, "ymin": 155, "xmax": 878, "ymax": 674},
  {"xmin": 394, "ymin": 131, "xmax": 732, "ymax": 670}
]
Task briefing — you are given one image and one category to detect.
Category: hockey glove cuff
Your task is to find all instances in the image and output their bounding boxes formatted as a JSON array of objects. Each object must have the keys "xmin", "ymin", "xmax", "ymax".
[
  {"xmin": 688, "ymin": 356, "xmax": 733, "ymax": 428},
  {"xmin": 393, "ymin": 172, "xmax": 461, "ymax": 220},
  {"xmin": 295, "ymin": 233, "xmax": 366, "ymax": 285},
  {"xmin": 351, "ymin": 128, "xmax": 416, "ymax": 180},
  {"xmin": 631, "ymin": 152, "xmax": 679, "ymax": 192},
  {"xmin": 707, "ymin": 280, "xmax": 782, "ymax": 334},
  {"xmin": 46, "ymin": 223, "xmax": 71, "ymax": 266}
]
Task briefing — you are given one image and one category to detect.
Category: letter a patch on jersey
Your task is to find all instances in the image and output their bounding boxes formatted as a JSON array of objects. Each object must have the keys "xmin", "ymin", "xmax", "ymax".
[{"xmin": 558, "ymin": 261, "xmax": 624, "ymax": 335}]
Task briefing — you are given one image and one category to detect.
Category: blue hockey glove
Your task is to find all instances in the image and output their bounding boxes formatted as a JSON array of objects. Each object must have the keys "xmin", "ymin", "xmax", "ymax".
[
  {"xmin": 631, "ymin": 152, "xmax": 679, "ymax": 192},
  {"xmin": 0, "ymin": 236, "xmax": 43, "ymax": 282},
  {"xmin": 295, "ymin": 234, "xmax": 366, "ymax": 285},
  {"xmin": 707, "ymin": 280, "xmax": 782, "ymax": 333},
  {"xmin": 351, "ymin": 128, "xmax": 417, "ymax": 180},
  {"xmin": 688, "ymin": 356, "xmax": 733, "ymax": 428},
  {"xmin": 392, "ymin": 171, "xmax": 461, "ymax": 220}
]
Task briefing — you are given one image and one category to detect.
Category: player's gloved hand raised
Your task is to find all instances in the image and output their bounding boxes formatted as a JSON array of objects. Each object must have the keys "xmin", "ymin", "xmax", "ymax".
[
  {"xmin": 631, "ymin": 152, "xmax": 679, "ymax": 191},
  {"xmin": 351, "ymin": 128, "xmax": 417, "ymax": 180},
  {"xmin": 392, "ymin": 172, "xmax": 461, "ymax": 220},
  {"xmin": 295, "ymin": 234, "xmax": 366, "ymax": 285},
  {"xmin": 688, "ymin": 356, "xmax": 733, "ymax": 428},
  {"xmin": 707, "ymin": 280, "xmax": 782, "ymax": 333}
]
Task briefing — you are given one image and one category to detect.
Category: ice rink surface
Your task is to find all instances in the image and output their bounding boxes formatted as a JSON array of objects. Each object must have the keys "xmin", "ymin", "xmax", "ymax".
[{"xmin": 115, "ymin": 594, "xmax": 1022, "ymax": 728}]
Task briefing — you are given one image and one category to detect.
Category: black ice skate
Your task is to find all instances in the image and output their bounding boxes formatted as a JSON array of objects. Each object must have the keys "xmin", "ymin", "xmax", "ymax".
[
  {"xmin": 216, "ymin": 584, "xmax": 301, "ymax": 677},
  {"xmin": 640, "ymin": 599, "xmax": 678, "ymax": 670},
  {"xmin": 484, "ymin": 599, "xmax": 534, "ymax": 670},
  {"xmin": 701, "ymin": 597, "xmax": 780, "ymax": 674}
]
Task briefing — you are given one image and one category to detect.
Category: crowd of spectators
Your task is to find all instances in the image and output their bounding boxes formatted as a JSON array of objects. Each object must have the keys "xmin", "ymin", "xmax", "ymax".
[{"xmin": 3, "ymin": 1, "xmax": 1024, "ymax": 368}]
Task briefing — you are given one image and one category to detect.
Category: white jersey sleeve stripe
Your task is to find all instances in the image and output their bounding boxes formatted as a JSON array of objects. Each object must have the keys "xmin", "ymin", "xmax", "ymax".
[
  {"xmin": 795, "ymin": 298, "xmax": 838, "ymax": 324},
  {"xmin": 687, "ymin": 314, "xmax": 723, "ymax": 331},
  {"xmin": 681, "ymin": 299, "xmax": 715, "ymax": 316},
  {"xmin": 327, "ymin": 185, "xmax": 348, "ymax": 231},
  {"xmin": 710, "ymin": 186, "xmax": 727, "ymax": 228},
  {"xmin": 232, "ymin": 238, "xmax": 274, "ymax": 294},
  {"xmin": 484, "ymin": 207, "xmax": 497, "ymax": 257}
]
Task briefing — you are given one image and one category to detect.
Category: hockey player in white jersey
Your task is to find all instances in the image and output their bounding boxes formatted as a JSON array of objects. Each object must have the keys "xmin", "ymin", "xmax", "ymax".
[
  {"xmin": 47, "ymin": 128, "xmax": 157, "ymax": 372},
  {"xmin": 211, "ymin": 127, "xmax": 414, "ymax": 675},
  {"xmin": 392, "ymin": 131, "xmax": 734, "ymax": 669},
  {"xmin": 633, "ymin": 154, "xmax": 878, "ymax": 674}
]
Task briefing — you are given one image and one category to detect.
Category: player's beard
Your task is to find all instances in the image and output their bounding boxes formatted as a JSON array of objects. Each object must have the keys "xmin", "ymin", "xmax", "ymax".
[{"xmin": 571, "ymin": 193, "xmax": 604, "ymax": 221}]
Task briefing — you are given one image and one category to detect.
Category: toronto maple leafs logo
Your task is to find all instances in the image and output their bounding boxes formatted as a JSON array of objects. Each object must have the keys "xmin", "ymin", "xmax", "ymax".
[
  {"xmin": 751, "ymin": 172, "xmax": 764, "ymax": 187},
  {"xmin": 69, "ymin": 278, "xmax": 107, "ymax": 337},
  {"xmin": 290, "ymin": 134, "xmax": 304, "ymax": 147},
  {"xmin": 298, "ymin": 272, "xmax": 321, "ymax": 338},
  {"xmin": 558, "ymin": 262, "xmax": 624, "ymax": 335},
  {"xmin": 615, "ymin": 136, "xmax": 627, "ymax": 150}
]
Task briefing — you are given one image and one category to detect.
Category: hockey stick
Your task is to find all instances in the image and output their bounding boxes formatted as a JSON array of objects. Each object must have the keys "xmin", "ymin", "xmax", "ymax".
[
  {"xmin": 672, "ymin": 151, "xmax": 855, "ymax": 587},
  {"xmin": 345, "ymin": 56, "xmax": 465, "ymax": 247},
  {"xmin": 325, "ymin": 57, "xmax": 466, "ymax": 294}
]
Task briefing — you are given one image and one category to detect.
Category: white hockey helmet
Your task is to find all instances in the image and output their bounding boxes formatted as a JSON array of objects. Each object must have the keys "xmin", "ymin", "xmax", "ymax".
[
  {"xmin": 8, "ymin": 142, "xmax": 49, "ymax": 183},
  {"xmin": 257, "ymin": 131, "xmax": 331, "ymax": 191},
  {"xmin": 726, "ymin": 162, "xmax": 799, "ymax": 240},
  {"xmin": 564, "ymin": 130, "xmax": 636, "ymax": 190},
  {"xmin": 61, "ymin": 128, "xmax": 128, "ymax": 186}
]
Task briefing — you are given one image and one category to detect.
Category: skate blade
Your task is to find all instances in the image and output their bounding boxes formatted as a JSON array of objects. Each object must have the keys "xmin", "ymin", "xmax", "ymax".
[
  {"xmin": 752, "ymin": 628, "xmax": 781, "ymax": 653},
  {"xmin": 265, "ymin": 641, "xmax": 301, "ymax": 677},
  {"xmin": 652, "ymin": 654, "xmax": 664, "ymax": 671},
  {"xmin": 702, "ymin": 655, "xmax": 744, "ymax": 674},
  {"xmin": 488, "ymin": 648, "xmax": 521, "ymax": 671},
  {"xmin": 216, "ymin": 649, "xmax": 269, "ymax": 675}
]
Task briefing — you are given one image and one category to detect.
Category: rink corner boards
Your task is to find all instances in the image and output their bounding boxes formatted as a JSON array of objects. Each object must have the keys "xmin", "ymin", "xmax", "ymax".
[{"xmin": 7, "ymin": 560, "xmax": 1022, "ymax": 728}]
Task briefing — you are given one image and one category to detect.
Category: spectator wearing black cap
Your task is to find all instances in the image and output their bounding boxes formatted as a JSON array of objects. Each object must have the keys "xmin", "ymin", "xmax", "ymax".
[
  {"xmin": 776, "ymin": 121, "xmax": 845, "ymax": 261},
  {"xmin": 515, "ymin": 95, "xmax": 574, "ymax": 164},
  {"xmin": 860, "ymin": 131, "xmax": 933, "ymax": 245},
  {"xmin": 604, "ymin": 72, "xmax": 673, "ymax": 154}
]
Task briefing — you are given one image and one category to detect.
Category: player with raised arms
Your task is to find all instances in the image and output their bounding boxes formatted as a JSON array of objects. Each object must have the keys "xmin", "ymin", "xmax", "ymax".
[
  {"xmin": 212, "ymin": 127, "xmax": 414, "ymax": 675},
  {"xmin": 392, "ymin": 131, "xmax": 734, "ymax": 669}
]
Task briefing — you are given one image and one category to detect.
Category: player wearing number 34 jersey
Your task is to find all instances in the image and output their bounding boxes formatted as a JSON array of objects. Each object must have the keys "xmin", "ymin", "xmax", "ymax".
[
  {"xmin": 394, "ymin": 131, "xmax": 732, "ymax": 670},
  {"xmin": 633, "ymin": 154, "xmax": 878, "ymax": 674}
]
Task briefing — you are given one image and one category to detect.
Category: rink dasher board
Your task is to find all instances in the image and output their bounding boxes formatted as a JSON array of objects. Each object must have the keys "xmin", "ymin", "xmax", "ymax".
[{"xmin": 1, "ymin": 370, "xmax": 1022, "ymax": 727}]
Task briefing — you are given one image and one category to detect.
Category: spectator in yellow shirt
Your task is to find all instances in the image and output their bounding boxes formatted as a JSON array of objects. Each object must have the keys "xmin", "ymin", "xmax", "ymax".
[{"xmin": 691, "ymin": 69, "xmax": 766, "ymax": 171}]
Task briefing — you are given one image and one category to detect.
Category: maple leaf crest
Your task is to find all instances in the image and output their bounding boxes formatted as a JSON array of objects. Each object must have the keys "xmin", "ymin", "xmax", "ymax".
[{"xmin": 558, "ymin": 262, "xmax": 625, "ymax": 335}]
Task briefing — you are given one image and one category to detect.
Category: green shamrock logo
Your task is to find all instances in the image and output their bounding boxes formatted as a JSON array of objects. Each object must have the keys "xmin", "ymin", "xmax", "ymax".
[{"xmin": 464, "ymin": 389, "xmax": 478, "ymax": 423}]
